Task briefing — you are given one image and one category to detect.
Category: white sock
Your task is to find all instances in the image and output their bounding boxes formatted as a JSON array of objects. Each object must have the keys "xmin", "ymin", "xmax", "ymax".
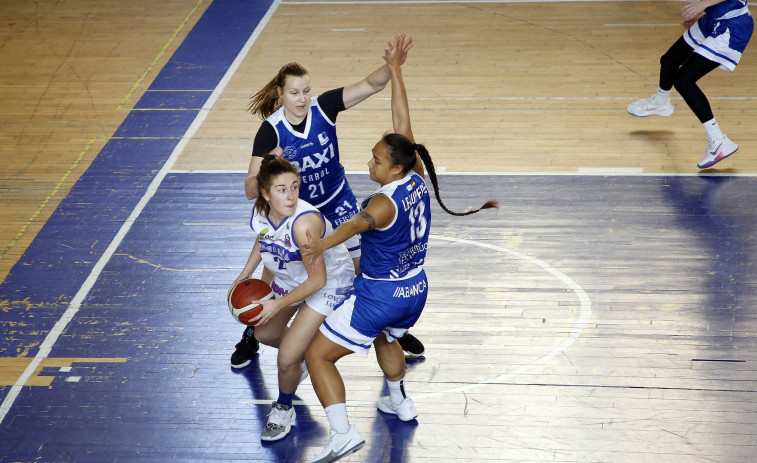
[
  {"xmin": 652, "ymin": 87, "xmax": 671, "ymax": 105},
  {"xmin": 386, "ymin": 378, "xmax": 407, "ymax": 406},
  {"xmin": 325, "ymin": 403, "xmax": 350, "ymax": 434},
  {"xmin": 703, "ymin": 118, "xmax": 723, "ymax": 141}
]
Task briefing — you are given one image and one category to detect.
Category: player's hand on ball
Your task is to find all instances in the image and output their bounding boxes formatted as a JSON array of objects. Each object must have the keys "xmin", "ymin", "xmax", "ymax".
[
  {"xmin": 228, "ymin": 277, "xmax": 244, "ymax": 300},
  {"xmin": 250, "ymin": 299, "xmax": 279, "ymax": 326}
]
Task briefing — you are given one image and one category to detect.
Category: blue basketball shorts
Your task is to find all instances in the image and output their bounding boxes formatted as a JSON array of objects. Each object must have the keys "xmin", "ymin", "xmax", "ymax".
[
  {"xmin": 685, "ymin": 10, "xmax": 754, "ymax": 71},
  {"xmin": 320, "ymin": 271, "xmax": 428, "ymax": 354}
]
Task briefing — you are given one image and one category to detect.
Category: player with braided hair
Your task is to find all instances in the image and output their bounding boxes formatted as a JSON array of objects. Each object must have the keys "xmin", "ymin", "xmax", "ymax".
[{"xmin": 301, "ymin": 34, "xmax": 497, "ymax": 463}]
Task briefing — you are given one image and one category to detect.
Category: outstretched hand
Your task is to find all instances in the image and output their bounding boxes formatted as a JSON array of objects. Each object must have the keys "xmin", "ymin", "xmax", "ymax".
[
  {"xmin": 383, "ymin": 33, "xmax": 414, "ymax": 67},
  {"xmin": 301, "ymin": 229, "xmax": 324, "ymax": 266}
]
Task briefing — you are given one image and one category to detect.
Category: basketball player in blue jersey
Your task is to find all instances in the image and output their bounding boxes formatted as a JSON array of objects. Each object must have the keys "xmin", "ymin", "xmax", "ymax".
[
  {"xmin": 628, "ymin": 0, "xmax": 752, "ymax": 168},
  {"xmin": 301, "ymin": 35, "xmax": 498, "ymax": 463},
  {"xmin": 228, "ymin": 157, "xmax": 355, "ymax": 442},
  {"xmin": 229, "ymin": 46, "xmax": 425, "ymax": 369}
]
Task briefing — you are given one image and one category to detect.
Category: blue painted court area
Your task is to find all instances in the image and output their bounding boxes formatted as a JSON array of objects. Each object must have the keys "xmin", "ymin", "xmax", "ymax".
[
  {"xmin": 0, "ymin": 0, "xmax": 274, "ymax": 366},
  {"xmin": 1, "ymin": 172, "xmax": 756, "ymax": 462}
]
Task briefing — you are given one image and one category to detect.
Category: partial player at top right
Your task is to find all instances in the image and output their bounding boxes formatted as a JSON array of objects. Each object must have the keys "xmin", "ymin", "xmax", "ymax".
[{"xmin": 627, "ymin": 0, "xmax": 753, "ymax": 169}]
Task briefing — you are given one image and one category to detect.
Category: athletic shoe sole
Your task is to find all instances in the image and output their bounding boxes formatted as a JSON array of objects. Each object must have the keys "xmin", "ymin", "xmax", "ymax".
[
  {"xmin": 231, "ymin": 359, "xmax": 252, "ymax": 369},
  {"xmin": 310, "ymin": 441, "xmax": 364, "ymax": 463},
  {"xmin": 698, "ymin": 146, "xmax": 738, "ymax": 169},
  {"xmin": 627, "ymin": 107, "xmax": 674, "ymax": 117}
]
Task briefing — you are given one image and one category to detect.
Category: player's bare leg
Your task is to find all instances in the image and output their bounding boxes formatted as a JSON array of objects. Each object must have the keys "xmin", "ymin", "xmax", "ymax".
[{"xmin": 374, "ymin": 333, "xmax": 418, "ymax": 421}]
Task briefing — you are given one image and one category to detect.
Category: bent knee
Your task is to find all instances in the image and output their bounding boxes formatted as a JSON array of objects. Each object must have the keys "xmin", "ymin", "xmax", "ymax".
[{"xmin": 254, "ymin": 329, "xmax": 278, "ymax": 347}]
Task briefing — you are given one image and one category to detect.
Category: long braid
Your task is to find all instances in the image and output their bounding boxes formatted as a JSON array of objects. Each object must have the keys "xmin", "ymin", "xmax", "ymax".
[{"xmin": 415, "ymin": 144, "xmax": 498, "ymax": 216}]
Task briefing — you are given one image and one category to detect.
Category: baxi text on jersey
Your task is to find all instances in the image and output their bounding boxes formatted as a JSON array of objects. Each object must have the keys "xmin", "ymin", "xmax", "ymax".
[
  {"xmin": 289, "ymin": 144, "xmax": 336, "ymax": 178},
  {"xmin": 392, "ymin": 279, "xmax": 427, "ymax": 298},
  {"xmin": 401, "ymin": 183, "xmax": 428, "ymax": 212}
]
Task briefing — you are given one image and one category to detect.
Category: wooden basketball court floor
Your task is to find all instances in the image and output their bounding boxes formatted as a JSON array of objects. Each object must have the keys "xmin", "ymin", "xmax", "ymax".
[{"xmin": 1, "ymin": 1, "xmax": 756, "ymax": 461}]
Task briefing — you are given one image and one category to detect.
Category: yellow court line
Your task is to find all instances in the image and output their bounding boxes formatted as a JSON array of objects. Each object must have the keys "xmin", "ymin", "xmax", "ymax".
[
  {"xmin": 116, "ymin": 0, "xmax": 206, "ymax": 110},
  {"xmin": 0, "ymin": 138, "xmax": 98, "ymax": 263}
]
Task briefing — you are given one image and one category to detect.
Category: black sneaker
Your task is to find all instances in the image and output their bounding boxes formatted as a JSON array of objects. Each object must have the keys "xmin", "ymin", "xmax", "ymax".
[
  {"xmin": 397, "ymin": 332, "xmax": 424, "ymax": 358},
  {"xmin": 231, "ymin": 326, "xmax": 258, "ymax": 368}
]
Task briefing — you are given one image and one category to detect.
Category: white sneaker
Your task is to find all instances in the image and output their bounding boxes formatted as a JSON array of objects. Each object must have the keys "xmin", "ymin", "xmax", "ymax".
[
  {"xmin": 260, "ymin": 401, "xmax": 295, "ymax": 441},
  {"xmin": 627, "ymin": 96, "xmax": 674, "ymax": 117},
  {"xmin": 698, "ymin": 136, "xmax": 738, "ymax": 169},
  {"xmin": 376, "ymin": 396, "xmax": 418, "ymax": 421},
  {"xmin": 309, "ymin": 424, "xmax": 365, "ymax": 463}
]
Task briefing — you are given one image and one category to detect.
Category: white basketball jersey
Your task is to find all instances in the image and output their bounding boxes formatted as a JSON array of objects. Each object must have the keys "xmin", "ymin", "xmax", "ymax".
[{"xmin": 250, "ymin": 199, "xmax": 354, "ymax": 291}]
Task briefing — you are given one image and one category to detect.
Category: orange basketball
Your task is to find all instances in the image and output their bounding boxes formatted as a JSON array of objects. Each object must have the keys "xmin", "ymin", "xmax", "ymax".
[{"xmin": 228, "ymin": 278, "xmax": 274, "ymax": 325}]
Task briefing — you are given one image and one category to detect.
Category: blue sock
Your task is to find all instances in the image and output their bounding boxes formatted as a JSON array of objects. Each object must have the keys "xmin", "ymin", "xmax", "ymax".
[{"xmin": 276, "ymin": 390, "xmax": 295, "ymax": 407}]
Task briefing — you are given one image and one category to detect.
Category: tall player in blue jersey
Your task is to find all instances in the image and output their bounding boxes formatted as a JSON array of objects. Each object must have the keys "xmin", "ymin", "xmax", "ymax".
[
  {"xmin": 627, "ymin": 0, "xmax": 752, "ymax": 169},
  {"xmin": 229, "ymin": 42, "xmax": 425, "ymax": 368},
  {"xmin": 301, "ymin": 34, "xmax": 497, "ymax": 463}
]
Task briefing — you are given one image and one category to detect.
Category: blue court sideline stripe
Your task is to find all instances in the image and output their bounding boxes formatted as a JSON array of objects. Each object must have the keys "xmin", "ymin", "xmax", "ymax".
[{"xmin": 0, "ymin": 0, "xmax": 274, "ymax": 359}]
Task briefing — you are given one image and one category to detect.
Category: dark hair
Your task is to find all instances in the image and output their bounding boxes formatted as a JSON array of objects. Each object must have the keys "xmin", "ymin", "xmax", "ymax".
[
  {"xmin": 248, "ymin": 62, "xmax": 309, "ymax": 119},
  {"xmin": 255, "ymin": 156, "xmax": 300, "ymax": 216},
  {"xmin": 382, "ymin": 133, "xmax": 498, "ymax": 216}
]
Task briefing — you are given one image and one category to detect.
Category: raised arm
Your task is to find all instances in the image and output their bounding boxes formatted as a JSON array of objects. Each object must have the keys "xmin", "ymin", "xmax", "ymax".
[
  {"xmin": 341, "ymin": 37, "xmax": 412, "ymax": 110},
  {"xmin": 383, "ymin": 34, "xmax": 423, "ymax": 178},
  {"xmin": 384, "ymin": 34, "xmax": 415, "ymax": 142}
]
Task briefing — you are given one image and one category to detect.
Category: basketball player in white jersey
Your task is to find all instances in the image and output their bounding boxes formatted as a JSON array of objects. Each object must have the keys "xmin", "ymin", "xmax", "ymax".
[
  {"xmin": 228, "ymin": 157, "xmax": 354, "ymax": 442},
  {"xmin": 229, "ymin": 44, "xmax": 425, "ymax": 369},
  {"xmin": 301, "ymin": 34, "xmax": 498, "ymax": 463},
  {"xmin": 628, "ymin": 0, "xmax": 753, "ymax": 168}
]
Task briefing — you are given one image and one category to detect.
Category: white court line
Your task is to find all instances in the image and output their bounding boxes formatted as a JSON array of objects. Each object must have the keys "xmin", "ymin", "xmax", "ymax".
[
  {"xmin": 0, "ymin": 0, "xmax": 282, "ymax": 426},
  {"xmin": 240, "ymin": 234, "xmax": 592, "ymax": 406},
  {"xmin": 284, "ymin": 0, "xmax": 666, "ymax": 4},
  {"xmin": 604, "ymin": 23, "xmax": 679, "ymax": 27},
  {"xmin": 577, "ymin": 167, "xmax": 644, "ymax": 175},
  {"xmin": 170, "ymin": 169, "xmax": 757, "ymax": 177},
  {"xmin": 369, "ymin": 96, "xmax": 757, "ymax": 101}
]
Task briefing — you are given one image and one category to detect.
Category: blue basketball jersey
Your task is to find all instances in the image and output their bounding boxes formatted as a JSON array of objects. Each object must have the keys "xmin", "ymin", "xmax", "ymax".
[
  {"xmin": 266, "ymin": 97, "xmax": 349, "ymax": 209},
  {"xmin": 359, "ymin": 172, "xmax": 431, "ymax": 280},
  {"xmin": 705, "ymin": 0, "xmax": 748, "ymax": 19}
]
